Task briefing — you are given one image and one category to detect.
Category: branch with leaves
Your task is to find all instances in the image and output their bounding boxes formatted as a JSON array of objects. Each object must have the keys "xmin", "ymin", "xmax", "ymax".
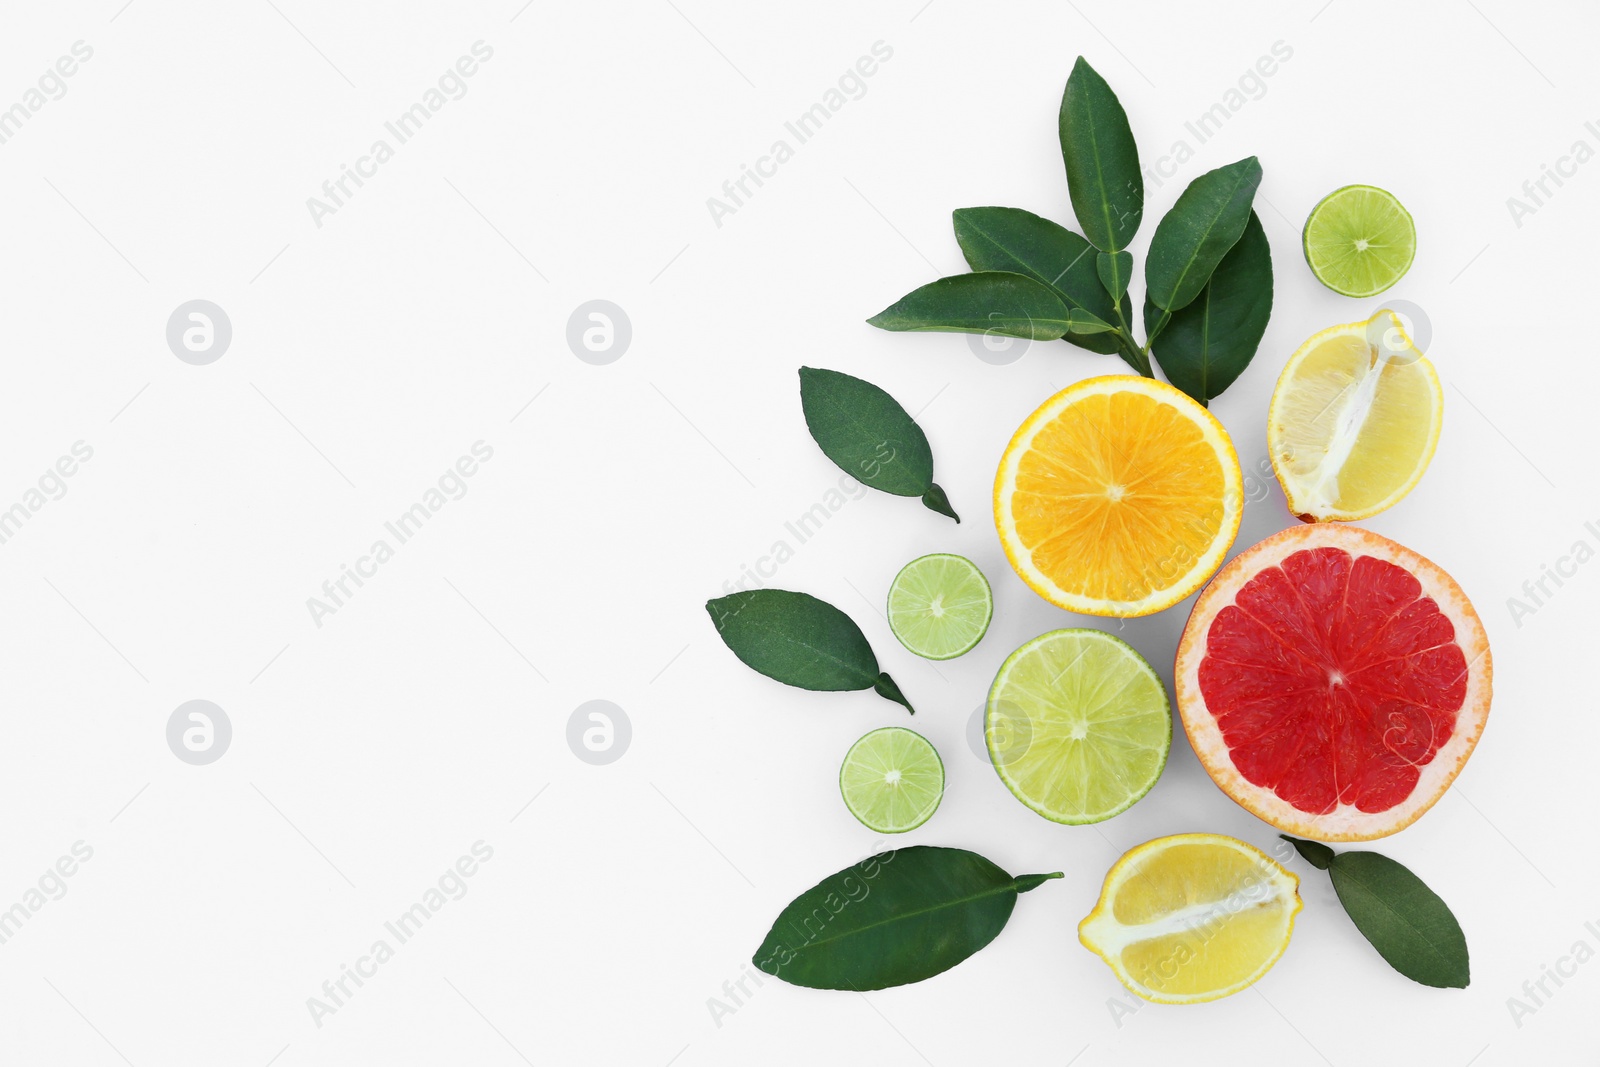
[{"xmin": 868, "ymin": 57, "xmax": 1274, "ymax": 407}]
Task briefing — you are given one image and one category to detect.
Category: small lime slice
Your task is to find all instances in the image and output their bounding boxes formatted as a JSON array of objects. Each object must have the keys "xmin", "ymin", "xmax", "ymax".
[
  {"xmin": 839, "ymin": 727, "xmax": 944, "ymax": 833},
  {"xmin": 1302, "ymin": 185, "xmax": 1416, "ymax": 297},
  {"xmin": 987, "ymin": 628, "xmax": 1171, "ymax": 824},
  {"xmin": 886, "ymin": 553, "xmax": 993, "ymax": 660}
]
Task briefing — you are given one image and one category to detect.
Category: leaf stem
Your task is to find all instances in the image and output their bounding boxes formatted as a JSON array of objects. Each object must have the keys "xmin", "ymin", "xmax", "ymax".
[
  {"xmin": 1145, "ymin": 305, "xmax": 1170, "ymax": 351},
  {"xmin": 1014, "ymin": 872, "xmax": 1065, "ymax": 893},
  {"xmin": 1111, "ymin": 293, "xmax": 1130, "ymax": 334},
  {"xmin": 873, "ymin": 673, "xmax": 914, "ymax": 714},
  {"xmin": 921, "ymin": 483, "xmax": 960, "ymax": 523},
  {"xmin": 1113, "ymin": 331, "xmax": 1153, "ymax": 378},
  {"xmin": 1280, "ymin": 834, "xmax": 1335, "ymax": 870}
]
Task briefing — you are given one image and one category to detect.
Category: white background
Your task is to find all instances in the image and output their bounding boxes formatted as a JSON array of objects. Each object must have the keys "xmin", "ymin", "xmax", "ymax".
[{"xmin": 0, "ymin": 1, "xmax": 1595, "ymax": 1064}]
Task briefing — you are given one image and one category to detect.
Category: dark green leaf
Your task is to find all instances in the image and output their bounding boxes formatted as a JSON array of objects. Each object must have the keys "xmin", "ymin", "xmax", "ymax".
[
  {"xmin": 1279, "ymin": 834, "xmax": 1334, "ymax": 871},
  {"xmin": 1149, "ymin": 211, "xmax": 1273, "ymax": 404},
  {"xmin": 1145, "ymin": 156, "xmax": 1262, "ymax": 313},
  {"xmin": 753, "ymin": 846, "xmax": 1062, "ymax": 990},
  {"xmin": 1064, "ymin": 332, "xmax": 1123, "ymax": 357},
  {"xmin": 1062, "ymin": 311, "xmax": 1116, "ymax": 334},
  {"xmin": 705, "ymin": 589, "xmax": 913, "ymax": 713},
  {"xmin": 950, "ymin": 206, "xmax": 1120, "ymax": 355},
  {"xmin": 1064, "ymin": 332, "xmax": 1122, "ymax": 355},
  {"xmin": 1059, "ymin": 56, "xmax": 1143, "ymax": 253},
  {"xmin": 799, "ymin": 368, "xmax": 953, "ymax": 522},
  {"xmin": 1329, "ymin": 851, "xmax": 1469, "ymax": 988},
  {"xmin": 1096, "ymin": 250, "xmax": 1132, "ymax": 304},
  {"xmin": 868, "ymin": 272, "xmax": 1083, "ymax": 340}
]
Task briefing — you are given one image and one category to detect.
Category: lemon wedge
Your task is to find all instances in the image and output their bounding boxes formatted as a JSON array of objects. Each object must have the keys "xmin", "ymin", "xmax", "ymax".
[{"xmin": 1268, "ymin": 311, "xmax": 1442, "ymax": 522}]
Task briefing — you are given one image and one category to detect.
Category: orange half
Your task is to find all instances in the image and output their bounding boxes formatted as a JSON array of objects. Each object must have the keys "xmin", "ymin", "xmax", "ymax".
[{"xmin": 995, "ymin": 377, "xmax": 1243, "ymax": 617}]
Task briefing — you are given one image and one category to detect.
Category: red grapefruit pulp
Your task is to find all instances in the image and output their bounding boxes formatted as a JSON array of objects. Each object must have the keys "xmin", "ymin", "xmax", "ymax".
[{"xmin": 1176, "ymin": 524, "xmax": 1491, "ymax": 840}]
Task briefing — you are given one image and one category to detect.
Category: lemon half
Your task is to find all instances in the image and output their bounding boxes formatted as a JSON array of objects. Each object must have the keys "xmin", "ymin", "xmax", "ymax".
[{"xmin": 1079, "ymin": 833, "xmax": 1301, "ymax": 1004}]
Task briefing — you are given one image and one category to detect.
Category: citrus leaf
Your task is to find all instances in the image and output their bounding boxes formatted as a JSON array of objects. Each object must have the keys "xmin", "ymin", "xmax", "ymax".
[
  {"xmin": 950, "ymin": 206, "xmax": 1120, "ymax": 356},
  {"xmin": 1145, "ymin": 156, "xmax": 1262, "ymax": 313},
  {"xmin": 1070, "ymin": 333, "xmax": 1124, "ymax": 357},
  {"xmin": 1059, "ymin": 56, "xmax": 1143, "ymax": 253},
  {"xmin": 705, "ymin": 589, "xmax": 912, "ymax": 713},
  {"xmin": 798, "ymin": 367, "xmax": 955, "ymax": 522},
  {"xmin": 867, "ymin": 272, "xmax": 1079, "ymax": 340},
  {"xmin": 1279, "ymin": 834, "xmax": 1334, "ymax": 871},
  {"xmin": 1096, "ymin": 250, "xmax": 1132, "ymax": 303},
  {"xmin": 1061, "ymin": 311, "xmax": 1117, "ymax": 334},
  {"xmin": 753, "ymin": 846, "xmax": 1062, "ymax": 990},
  {"xmin": 1328, "ymin": 850, "xmax": 1469, "ymax": 988},
  {"xmin": 1148, "ymin": 211, "xmax": 1273, "ymax": 404}
]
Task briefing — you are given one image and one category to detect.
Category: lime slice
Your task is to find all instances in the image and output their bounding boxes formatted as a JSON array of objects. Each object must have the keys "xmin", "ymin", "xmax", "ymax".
[
  {"xmin": 986, "ymin": 629, "xmax": 1171, "ymax": 824},
  {"xmin": 886, "ymin": 553, "xmax": 993, "ymax": 660},
  {"xmin": 839, "ymin": 727, "xmax": 944, "ymax": 833},
  {"xmin": 1302, "ymin": 185, "xmax": 1416, "ymax": 297}
]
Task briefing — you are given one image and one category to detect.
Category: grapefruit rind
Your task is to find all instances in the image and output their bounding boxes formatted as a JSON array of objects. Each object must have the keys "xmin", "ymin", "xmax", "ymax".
[
  {"xmin": 1078, "ymin": 833, "xmax": 1302, "ymax": 1004},
  {"xmin": 1175, "ymin": 524, "xmax": 1491, "ymax": 841},
  {"xmin": 994, "ymin": 376, "xmax": 1244, "ymax": 617}
]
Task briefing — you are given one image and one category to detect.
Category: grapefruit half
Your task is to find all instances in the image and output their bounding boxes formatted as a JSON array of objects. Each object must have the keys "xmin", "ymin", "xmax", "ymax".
[{"xmin": 1175, "ymin": 524, "xmax": 1491, "ymax": 841}]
